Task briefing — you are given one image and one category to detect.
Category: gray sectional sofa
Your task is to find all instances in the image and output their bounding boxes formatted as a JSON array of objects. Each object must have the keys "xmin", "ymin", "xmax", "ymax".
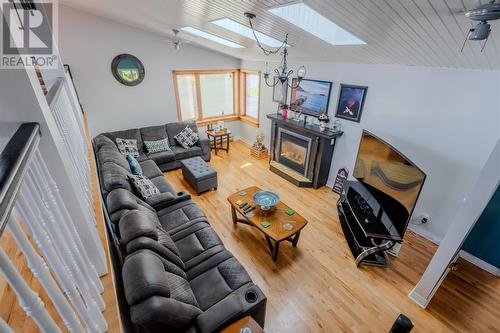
[
  {"xmin": 99, "ymin": 120, "xmax": 211, "ymax": 173},
  {"xmin": 93, "ymin": 122, "xmax": 266, "ymax": 333}
]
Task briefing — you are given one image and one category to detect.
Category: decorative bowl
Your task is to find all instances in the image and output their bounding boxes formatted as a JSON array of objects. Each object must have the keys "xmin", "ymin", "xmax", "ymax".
[{"xmin": 252, "ymin": 190, "xmax": 280, "ymax": 211}]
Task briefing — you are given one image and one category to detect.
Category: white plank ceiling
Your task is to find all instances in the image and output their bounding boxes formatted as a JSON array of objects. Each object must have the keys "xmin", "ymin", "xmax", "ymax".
[{"xmin": 60, "ymin": 0, "xmax": 500, "ymax": 70}]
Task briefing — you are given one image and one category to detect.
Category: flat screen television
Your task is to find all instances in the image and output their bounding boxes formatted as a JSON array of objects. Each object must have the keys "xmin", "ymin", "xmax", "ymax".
[
  {"xmin": 289, "ymin": 78, "xmax": 332, "ymax": 117},
  {"xmin": 353, "ymin": 131, "xmax": 426, "ymax": 236}
]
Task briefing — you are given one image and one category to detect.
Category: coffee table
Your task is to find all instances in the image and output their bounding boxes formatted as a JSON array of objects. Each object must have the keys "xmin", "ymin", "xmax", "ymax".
[
  {"xmin": 221, "ymin": 316, "xmax": 264, "ymax": 333},
  {"xmin": 227, "ymin": 186, "xmax": 308, "ymax": 261}
]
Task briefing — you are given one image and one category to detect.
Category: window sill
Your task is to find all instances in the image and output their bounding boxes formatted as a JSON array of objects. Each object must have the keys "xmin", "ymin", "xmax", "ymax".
[
  {"xmin": 196, "ymin": 115, "xmax": 240, "ymax": 126},
  {"xmin": 240, "ymin": 116, "xmax": 259, "ymax": 128}
]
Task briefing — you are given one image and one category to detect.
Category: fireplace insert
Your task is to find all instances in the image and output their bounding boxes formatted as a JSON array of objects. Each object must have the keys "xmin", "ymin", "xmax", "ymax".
[{"xmin": 277, "ymin": 129, "xmax": 311, "ymax": 175}]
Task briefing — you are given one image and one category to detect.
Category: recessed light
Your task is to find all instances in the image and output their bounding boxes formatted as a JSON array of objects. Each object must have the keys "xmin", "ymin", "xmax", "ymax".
[
  {"xmin": 212, "ymin": 18, "xmax": 287, "ymax": 48},
  {"xmin": 269, "ymin": 3, "xmax": 365, "ymax": 46},
  {"xmin": 180, "ymin": 27, "xmax": 245, "ymax": 48}
]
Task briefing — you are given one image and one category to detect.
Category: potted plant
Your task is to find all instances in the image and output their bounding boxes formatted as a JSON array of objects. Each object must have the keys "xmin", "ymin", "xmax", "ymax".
[{"xmin": 280, "ymin": 103, "xmax": 289, "ymax": 119}]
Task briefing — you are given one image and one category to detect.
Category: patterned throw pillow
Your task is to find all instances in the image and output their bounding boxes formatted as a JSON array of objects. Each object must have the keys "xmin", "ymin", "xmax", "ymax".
[
  {"xmin": 144, "ymin": 138, "xmax": 170, "ymax": 154},
  {"xmin": 128, "ymin": 175, "xmax": 160, "ymax": 199},
  {"xmin": 116, "ymin": 138, "xmax": 139, "ymax": 157},
  {"xmin": 126, "ymin": 154, "xmax": 142, "ymax": 176},
  {"xmin": 174, "ymin": 126, "xmax": 199, "ymax": 149}
]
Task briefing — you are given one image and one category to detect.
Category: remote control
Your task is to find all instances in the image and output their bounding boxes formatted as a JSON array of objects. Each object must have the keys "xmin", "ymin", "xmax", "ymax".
[{"xmin": 244, "ymin": 206, "xmax": 255, "ymax": 214}]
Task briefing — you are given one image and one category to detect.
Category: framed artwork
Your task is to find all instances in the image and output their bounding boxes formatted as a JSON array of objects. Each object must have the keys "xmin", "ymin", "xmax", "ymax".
[
  {"xmin": 272, "ymin": 76, "xmax": 288, "ymax": 103},
  {"xmin": 335, "ymin": 84, "xmax": 368, "ymax": 123},
  {"xmin": 290, "ymin": 78, "xmax": 333, "ymax": 117}
]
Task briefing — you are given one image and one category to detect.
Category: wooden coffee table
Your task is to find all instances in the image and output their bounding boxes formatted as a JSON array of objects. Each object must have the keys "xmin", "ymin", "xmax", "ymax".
[
  {"xmin": 227, "ymin": 186, "xmax": 308, "ymax": 261},
  {"xmin": 221, "ymin": 316, "xmax": 264, "ymax": 333}
]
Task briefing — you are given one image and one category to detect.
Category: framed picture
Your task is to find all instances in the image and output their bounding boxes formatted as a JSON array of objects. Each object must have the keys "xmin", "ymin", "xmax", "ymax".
[
  {"xmin": 335, "ymin": 84, "xmax": 368, "ymax": 123},
  {"xmin": 272, "ymin": 76, "xmax": 288, "ymax": 103},
  {"xmin": 290, "ymin": 78, "xmax": 333, "ymax": 117}
]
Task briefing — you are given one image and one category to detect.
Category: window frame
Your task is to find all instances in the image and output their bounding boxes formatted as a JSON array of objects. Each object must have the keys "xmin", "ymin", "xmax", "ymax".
[
  {"xmin": 240, "ymin": 70, "xmax": 261, "ymax": 128},
  {"xmin": 172, "ymin": 69, "xmax": 240, "ymax": 126}
]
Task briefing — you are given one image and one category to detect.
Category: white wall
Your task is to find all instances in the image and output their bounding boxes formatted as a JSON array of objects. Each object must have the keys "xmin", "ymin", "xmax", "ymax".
[
  {"xmin": 239, "ymin": 60, "xmax": 500, "ymax": 243},
  {"xmin": 58, "ymin": 5, "xmax": 241, "ymax": 135}
]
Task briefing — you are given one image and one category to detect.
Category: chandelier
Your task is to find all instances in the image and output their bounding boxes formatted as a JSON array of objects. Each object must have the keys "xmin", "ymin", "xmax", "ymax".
[{"xmin": 244, "ymin": 12, "xmax": 306, "ymax": 89}]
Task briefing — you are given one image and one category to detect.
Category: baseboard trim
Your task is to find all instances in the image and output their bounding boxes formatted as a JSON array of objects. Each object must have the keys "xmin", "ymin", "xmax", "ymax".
[
  {"xmin": 459, "ymin": 250, "xmax": 500, "ymax": 276},
  {"xmin": 408, "ymin": 288, "xmax": 429, "ymax": 308},
  {"xmin": 407, "ymin": 225, "xmax": 441, "ymax": 245}
]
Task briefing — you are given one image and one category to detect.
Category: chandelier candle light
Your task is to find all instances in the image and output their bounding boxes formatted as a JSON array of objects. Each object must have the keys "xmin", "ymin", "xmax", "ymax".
[{"xmin": 244, "ymin": 12, "xmax": 306, "ymax": 89}]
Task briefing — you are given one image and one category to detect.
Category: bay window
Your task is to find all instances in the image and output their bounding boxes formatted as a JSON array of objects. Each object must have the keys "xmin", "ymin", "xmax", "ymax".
[{"xmin": 173, "ymin": 69, "xmax": 260, "ymax": 127}]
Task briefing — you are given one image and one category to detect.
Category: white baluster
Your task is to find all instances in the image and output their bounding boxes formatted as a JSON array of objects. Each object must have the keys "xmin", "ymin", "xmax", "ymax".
[
  {"xmin": 34, "ymin": 150, "xmax": 105, "ymax": 277},
  {"xmin": 0, "ymin": 317, "xmax": 15, "ymax": 333},
  {"xmin": 31, "ymin": 153, "xmax": 104, "ymax": 294},
  {"xmin": 17, "ymin": 191, "xmax": 108, "ymax": 333},
  {"xmin": 23, "ymin": 174, "xmax": 106, "ymax": 313},
  {"xmin": 0, "ymin": 247, "xmax": 61, "ymax": 333},
  {"xmin": 7, "ymin": 210, "xmax": 85, "ymax": 333}
]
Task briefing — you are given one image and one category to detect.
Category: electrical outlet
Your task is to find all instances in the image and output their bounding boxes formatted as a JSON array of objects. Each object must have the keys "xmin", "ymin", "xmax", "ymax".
[{"xmin": 418, "ymin": 214, "xmax": 430, "ymax": 224}]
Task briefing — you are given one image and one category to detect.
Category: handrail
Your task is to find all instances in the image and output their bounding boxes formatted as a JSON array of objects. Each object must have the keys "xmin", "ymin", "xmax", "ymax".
[{"xmin": 0, "ymin": 123, "xmax": 40, "ymax": 237}]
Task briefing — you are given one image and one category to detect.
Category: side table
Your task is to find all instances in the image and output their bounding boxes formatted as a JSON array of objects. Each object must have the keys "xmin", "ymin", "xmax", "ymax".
[{"xmin": 206, "ymin": 129, "xmax": 231, "ymax": 155}]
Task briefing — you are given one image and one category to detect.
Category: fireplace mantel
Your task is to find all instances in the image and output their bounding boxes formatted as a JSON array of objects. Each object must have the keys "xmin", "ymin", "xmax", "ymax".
[{"xmin": 267, "ymin": 114, "xmax": 344, "ymax": 189}]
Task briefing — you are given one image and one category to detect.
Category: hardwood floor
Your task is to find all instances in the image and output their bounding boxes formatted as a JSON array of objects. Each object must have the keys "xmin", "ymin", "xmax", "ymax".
[{"xmin": 163, "ymin": 140, "xmax": 500, "ymax": 333}]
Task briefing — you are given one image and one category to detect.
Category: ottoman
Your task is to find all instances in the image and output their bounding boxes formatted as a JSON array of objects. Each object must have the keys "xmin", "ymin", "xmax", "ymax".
[{"xmin": 180, "ymin": 156, "xmax": 218, "ymax": 195}]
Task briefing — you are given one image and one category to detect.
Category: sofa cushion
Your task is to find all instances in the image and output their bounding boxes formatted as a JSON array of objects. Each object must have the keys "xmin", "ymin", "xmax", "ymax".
[
  {"xmin": 98, "ymin": 146, "xmax": 131, "ymax": 172},
  {"xmin": 174, "ymin": 226, "xmax": 223, "ymax": 263},
  {"xmin": 144, "ymin": 138, "xmax": 171, "ymax": 154},
  {"xmin": 166, "ymin": 120, "xmax": 199, "ymax": 147},
  {"xmin": 103, "ymin": 128, "xmax": 143, "ymax": 152},
  {"xmin": 101, "ymin": 162, "xmax": 133, "ymax": 192},
  {"xmin": 139, "ymin": 159, "xmax": 163, "ymax": 179},
  {"xmin": 94, "ymin": 134, "xmax": 116, "ymax": 151},
  {"xmin": 106, "ymin": 188, "xmax": 156, "ymax": 220},
  {"xmin": 158, "ymin": 201, "xmax": 207, "ymax": 233},
  {"xmin": 174, "ymin": 126, "xmax": 200, "ymax": 149},
  {"xmin": 189, "ymin": 256, "xmax": 251, "ymax": 311},
  {"xmin": 116, "ymin": 138, "xmax": 140, "ymax": 158},
  {"xmin": 171, "ymin": 146, "xmax": 203, "ymax": 161},
  {"xmin": 127, "ymin": 154, "xmax": 142, "ymax": 176},
  {"xmin": 129, "ymin": 175, "xmax": 160, "ymax": 199},
  {"xmin": 129, "ymin": 295, "xmax": 201, "ymax": 331},
  {"xmin": 148, "ymin": 150, "xmax": 176, "ymax": 165},
  {"xmin": 140, "ymin": 125, "xmax": 168, "ymax": 142},
  {"xmin": 150, "ymin": 176, "xmax": 176, "ymax": 195},
  {"xmin": 123, "ymin": 250, "xmax": 198, "ymax": 307}
]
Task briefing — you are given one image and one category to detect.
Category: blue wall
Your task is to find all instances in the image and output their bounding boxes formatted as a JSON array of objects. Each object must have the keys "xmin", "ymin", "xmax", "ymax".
[{"xmin": 462, "ymin": 186, "xmax": 500, "ymax": 268}]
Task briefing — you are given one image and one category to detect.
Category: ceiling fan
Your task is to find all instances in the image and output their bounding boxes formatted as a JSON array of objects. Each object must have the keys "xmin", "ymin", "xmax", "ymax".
[
  {"xmin": 461, "ymin": 0, "xmax": 500, "ymax": 52},
  {"xmin": 159, "ymin": 29, "xmax": 192, "ymax": 50}
]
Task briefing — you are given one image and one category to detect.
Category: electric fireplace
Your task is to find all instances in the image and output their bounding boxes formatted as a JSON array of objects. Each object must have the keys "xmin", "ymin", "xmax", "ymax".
[
  {"xmin": 267, "ymin": 114, "xmax": 343, "ymax": 188},
  {"xmin": 277, "ymin": 129, "xmax": 311, "ymax": 175}
]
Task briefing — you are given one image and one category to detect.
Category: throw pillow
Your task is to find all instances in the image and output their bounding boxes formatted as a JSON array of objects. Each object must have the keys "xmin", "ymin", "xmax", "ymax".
[
  {"xmin": 116, "ymin": 138, "xmax": 139, "ymax": 157},
  {"xmin": 174, "ymin": 126, "xmax": 199, "ymax": 149},
  {"xmin": 128, "ymin": 175, "xmax": 160, "ymax": 199},
  {"xmin": 144, "ymin": 138, "xmax": 170, "ymax": 154},
  {"xmin": 126, "ymin": 154, "xmax": 142, "ymax": 176}
]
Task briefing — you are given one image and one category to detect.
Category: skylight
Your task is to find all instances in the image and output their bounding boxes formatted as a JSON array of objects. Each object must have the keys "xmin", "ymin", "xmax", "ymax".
[
  {"xmin": 269, "ymin": 3, "xmax": 365, "ymax": 46},
  {"xmin": 180, "ymin": 27, "xmax": 245, "ymax": 48},
  {"xmin": 211, "ymin": 18, "xmax": 286, "ymax": 48}
]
